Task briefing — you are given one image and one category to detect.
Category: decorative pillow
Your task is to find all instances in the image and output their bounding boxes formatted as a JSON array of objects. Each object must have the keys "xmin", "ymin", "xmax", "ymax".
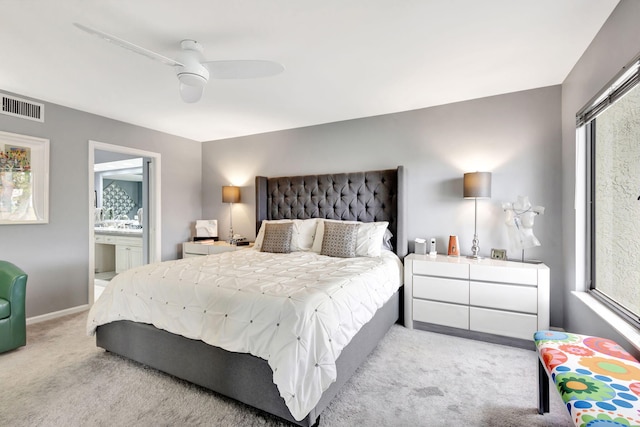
[
  {"xmin": 312, "ymin": 220, "xmax": 390, "ymax": 257},
  {"xmin": 320, "ymin": 222, "xmax": 359, "ymax": 258},
  {"xmin": 260, "ymin": 222, "xmax": 293, "ymax": 253},
  {"xmin": 255, "ymin": 219, "xmax": 289, "ymax": 251},
  {"xmin": 254, "ymin": 219, "xmax": 319, "ymax": 252}
]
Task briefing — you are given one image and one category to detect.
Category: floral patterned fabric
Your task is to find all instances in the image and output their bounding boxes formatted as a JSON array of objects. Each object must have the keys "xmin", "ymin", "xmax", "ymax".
[{"xmin": 534, "ymin": 330, "xmax": 640, "ymax": 427}]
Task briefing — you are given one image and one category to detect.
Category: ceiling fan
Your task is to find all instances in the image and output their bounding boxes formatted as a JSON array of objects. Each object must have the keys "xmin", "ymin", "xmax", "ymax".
[{"xmin": 73, "ymin": 23, "xmax": 284, "ymax": 103}]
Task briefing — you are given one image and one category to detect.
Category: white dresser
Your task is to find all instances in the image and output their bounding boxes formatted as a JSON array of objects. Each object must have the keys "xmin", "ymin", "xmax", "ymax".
[
  {"xmin": 182, "ymin": 240, "xmax": 253, "ymax": 258},
  {"xmin": 404, "ymin": 253, "xmax": 549, "ymax": 343}
]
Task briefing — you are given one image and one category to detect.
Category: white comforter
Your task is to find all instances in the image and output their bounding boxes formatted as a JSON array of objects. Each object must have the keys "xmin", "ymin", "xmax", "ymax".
[{"xmin": 87, "ymin": 249, "xmax": 402, "ymax": 421}]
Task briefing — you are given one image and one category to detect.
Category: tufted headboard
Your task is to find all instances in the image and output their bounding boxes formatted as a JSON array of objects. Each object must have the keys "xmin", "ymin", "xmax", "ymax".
[{"xmin": 255, "ymin": 166, "xmax": 407, "ymax": 258}]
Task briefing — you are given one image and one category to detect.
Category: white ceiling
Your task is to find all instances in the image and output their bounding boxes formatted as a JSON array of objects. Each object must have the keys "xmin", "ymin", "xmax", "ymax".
[{"xmin": 0, "ymin": 0, "xmax": 619, "ymax": 142}]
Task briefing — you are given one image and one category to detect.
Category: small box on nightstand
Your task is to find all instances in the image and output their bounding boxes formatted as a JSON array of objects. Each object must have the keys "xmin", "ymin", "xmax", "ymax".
[{"xmin": 415, "ymin": 239, "xmax": 427, "ymax": 255}]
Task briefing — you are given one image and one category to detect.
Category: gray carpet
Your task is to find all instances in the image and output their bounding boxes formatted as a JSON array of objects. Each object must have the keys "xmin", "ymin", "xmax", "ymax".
[{"xmin": 0, "ymin": 312, "xmax": 572, "ymax": 426}]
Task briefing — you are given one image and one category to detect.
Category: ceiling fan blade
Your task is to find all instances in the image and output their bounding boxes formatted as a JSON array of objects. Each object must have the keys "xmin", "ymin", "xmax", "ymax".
[
  {"xmin": 205, "ymin": 60, "xmax": 284, "ymax": 79},
  {"xmin": 179, "ymin": 82, "xmax": 204, "ymax": 103},
  {"xmin": 74, "ymin": 23, "xmax": 183, "ymax": 67}
]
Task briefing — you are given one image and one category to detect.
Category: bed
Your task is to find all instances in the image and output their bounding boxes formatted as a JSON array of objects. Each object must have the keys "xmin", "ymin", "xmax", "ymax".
[{"xmin": 88, "ymin": 166, "xmax": 407, "ymax": 426}]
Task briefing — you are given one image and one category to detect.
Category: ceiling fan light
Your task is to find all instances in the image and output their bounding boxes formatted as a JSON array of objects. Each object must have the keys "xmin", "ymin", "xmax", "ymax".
[
  {"xmin": 178, "ymin": 72, "xmax": 208, "ymax": 87},
  {"xmin": 175, "ymin": 49, "xmax": 209, "ymax": 102},
  {"xmin": 179, "ymin": 83, "xmax": 205, "ymax": 103},
  {"xmin": 175, "ymin": 46, "xmax": 209, "ymax": 87}
]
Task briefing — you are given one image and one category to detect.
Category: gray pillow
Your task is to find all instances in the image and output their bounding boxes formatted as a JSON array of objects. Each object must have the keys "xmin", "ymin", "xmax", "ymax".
[
  {"xmin": 321, "ymin": 222, "xmax": 358, "ymax": 258},
  {"xmin": 260, "ymin": 222, "xmax": 293, "ymax": 253}
]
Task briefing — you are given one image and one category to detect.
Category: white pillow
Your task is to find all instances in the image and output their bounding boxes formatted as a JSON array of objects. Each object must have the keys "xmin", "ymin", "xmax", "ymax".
[
  {"xmin": 358, "ymin": 221, "xmax": 390, "ymax": 257},
  {"xmin": 382, "ymin": 228, "xmax": 394, "ymax": 252},
  {"xmin": 311, "ymin": 219, "xmax": 389, "ymax": 257},
  {"xmin": 254, "ymin": 219, "xmax": 319, "ymax": 252}
]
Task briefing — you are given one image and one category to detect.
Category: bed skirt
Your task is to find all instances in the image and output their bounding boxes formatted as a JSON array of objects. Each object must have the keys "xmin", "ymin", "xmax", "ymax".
[{"xmin": 96, "ymin": 289, "xmax": 400, "ymax": 426}]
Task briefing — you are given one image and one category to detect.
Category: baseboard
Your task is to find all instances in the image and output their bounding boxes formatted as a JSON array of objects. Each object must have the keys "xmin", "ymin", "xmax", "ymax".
[
  {"xmin": 26, "ymin": 304, "xmax": 89, "ymax": 325},
  {"xmin": 412, "ymin": 321, "xmax": 536, "ymax": 350}
]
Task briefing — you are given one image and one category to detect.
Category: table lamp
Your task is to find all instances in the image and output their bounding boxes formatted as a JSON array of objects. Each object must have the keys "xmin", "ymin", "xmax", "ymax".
[
  {"xmin": 222, "ymin": 185, "xmax": 240, "ymax": 243},
  {"xmin": 463, "ymin": 172, "xmax": 491, "ymax": 259}
]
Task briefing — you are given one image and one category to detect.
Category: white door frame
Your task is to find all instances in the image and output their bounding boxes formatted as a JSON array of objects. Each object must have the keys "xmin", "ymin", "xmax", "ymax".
[{"xmin": 88, "ymin": 140, "xmax": 162, "ymax": 305}]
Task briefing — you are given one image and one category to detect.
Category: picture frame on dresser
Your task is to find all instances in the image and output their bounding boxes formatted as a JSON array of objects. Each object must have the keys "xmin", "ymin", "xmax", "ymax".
[{"xmin": 490, "ymin": 248, "xmax": 507, "ymax": 260}]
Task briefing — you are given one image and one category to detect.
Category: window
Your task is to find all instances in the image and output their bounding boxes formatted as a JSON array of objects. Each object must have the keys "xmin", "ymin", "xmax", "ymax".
[{"xmin": 578, "ymin": 54, "xmax": 640, "ymax": 328}]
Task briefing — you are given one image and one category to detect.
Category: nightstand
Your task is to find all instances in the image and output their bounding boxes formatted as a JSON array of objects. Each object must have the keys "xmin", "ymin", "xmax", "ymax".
[
  {"xmin": 182, "ymin": 241, "xmax": 254, "ymax": 258},
  {"xmin": 404, "ymin": 253, "xmax": 550, "ymax": 347}
]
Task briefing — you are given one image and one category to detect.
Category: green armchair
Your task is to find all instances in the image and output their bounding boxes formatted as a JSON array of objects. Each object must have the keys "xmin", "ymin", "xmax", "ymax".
[{"xmin": 0, "ymin": 260, "xmax": 27, "ymax": 353}]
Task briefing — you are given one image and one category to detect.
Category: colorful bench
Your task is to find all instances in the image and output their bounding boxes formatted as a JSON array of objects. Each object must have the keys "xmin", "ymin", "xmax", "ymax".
[{"xmin": 534, "ymin": 330, "xmax": 640, "ymax": 427}]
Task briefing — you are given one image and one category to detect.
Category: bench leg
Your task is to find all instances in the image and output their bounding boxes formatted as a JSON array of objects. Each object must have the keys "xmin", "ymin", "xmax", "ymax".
[{"xmin": 538, "ymin": 358, "xmax": 550, "ymax": 414}]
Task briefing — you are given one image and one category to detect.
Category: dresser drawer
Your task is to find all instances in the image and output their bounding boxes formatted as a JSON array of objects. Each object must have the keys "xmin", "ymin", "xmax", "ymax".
[
  {"xmin": 183, "ymin": 243, "xmax": 211, "ymax": 255},
  {"xmin": 183, "ymin": 252, "xmax": 204, "ymax": 258},
  {"xmin": 469, "ymin": 282, "xmax": 537, "ymax": 313},
  {"xmin": 413, "ymin": 299, "xmax": 469, "ymax": 329},
  {"xmin": 413, "ymin": 259, "xmax": 468, "ymax": 279},
  {"xmin": 95, "ymin": 234, "xmax": 117, "ymax": 245},
  {"xmin": 413, "ymin": 276, "xmax": 469, "ymax": 304},
  {"xmin": 182, "ymin": 242, "xmax": 251, "ymax": 257},
  {"xmin": 116, "ymin": 236, "xmax": 142, "ymax": 247},
  {"xmin": 208, "ymin": 245, "xmax": 238, "ymax": 254},
  {"xmin": 469, "ymin": 307, "xmax": 538, "ymax": 340},
  {"xmin": 470, "ymin": 264, "xmax": 537, "ymax": 285}
]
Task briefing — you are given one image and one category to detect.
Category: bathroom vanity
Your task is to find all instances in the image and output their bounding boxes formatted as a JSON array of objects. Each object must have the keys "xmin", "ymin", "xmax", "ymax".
[{"xmin": 95, "ymin": 228, "xmax": 143, "ymax": 274}]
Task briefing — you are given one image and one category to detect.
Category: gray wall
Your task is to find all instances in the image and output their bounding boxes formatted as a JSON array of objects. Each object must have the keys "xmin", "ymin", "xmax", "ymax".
[
  {"xmin": 203, "ymin": 85, "xmax": 564, "ymax": 326},
  {"xmin": 562, "ymin": 0, "xmax": 640, "ymax": 352},
  {"xmin": 0, "ymin": 94, "xmax": 202, "ymax": 318}
]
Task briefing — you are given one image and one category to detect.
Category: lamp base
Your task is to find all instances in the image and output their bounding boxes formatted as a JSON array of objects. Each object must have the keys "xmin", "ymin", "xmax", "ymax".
[
  {"xmin": 469, "ymin": 233, "xmax": 481, "ymax": 260},
  {"xmin": 228, "ymin": 226, "xmax": 234, "ymax": 245}
]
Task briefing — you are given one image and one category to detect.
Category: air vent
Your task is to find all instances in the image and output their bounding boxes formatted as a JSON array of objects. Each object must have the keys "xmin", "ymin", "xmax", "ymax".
[{"xmin": 0, "ymin": 93, "xmax": 44, "ymax": 122}]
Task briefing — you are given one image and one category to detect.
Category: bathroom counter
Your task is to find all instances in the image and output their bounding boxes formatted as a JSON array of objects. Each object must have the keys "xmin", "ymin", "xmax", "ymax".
[{"xmin": 94, "ymin": 227, "xmax": 143, "ymax": 236}]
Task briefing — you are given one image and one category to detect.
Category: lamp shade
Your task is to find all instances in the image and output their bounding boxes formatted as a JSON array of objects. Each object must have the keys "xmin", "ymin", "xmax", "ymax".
[
  {"xmin": 463, "ymin": 172, "xmax": 491, "ymax": 199},
  {"xmin": 222, "ymin": 186, "xmax": 241, "ymax": 203}
]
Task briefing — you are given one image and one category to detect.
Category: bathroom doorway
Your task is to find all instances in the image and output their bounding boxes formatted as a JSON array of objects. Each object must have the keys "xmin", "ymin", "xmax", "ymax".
[{"xmin": 88, "ymin": 141, "xmax": 161, "ymax": 304}]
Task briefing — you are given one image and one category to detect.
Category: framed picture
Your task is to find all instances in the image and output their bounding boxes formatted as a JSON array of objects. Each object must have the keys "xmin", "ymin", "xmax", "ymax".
[
  {"xmin": 490, "ymin": 248, "xmax": 507, "ymax": 261},
  {"xmin": 0, "ymin": 131, "xmax": 49, "ymax": 224}
]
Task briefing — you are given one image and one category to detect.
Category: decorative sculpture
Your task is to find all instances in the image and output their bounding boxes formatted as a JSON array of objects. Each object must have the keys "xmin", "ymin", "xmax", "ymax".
[{"xmin": 502, "ymin": 195, "xmax": 544, "ymax": 262}]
